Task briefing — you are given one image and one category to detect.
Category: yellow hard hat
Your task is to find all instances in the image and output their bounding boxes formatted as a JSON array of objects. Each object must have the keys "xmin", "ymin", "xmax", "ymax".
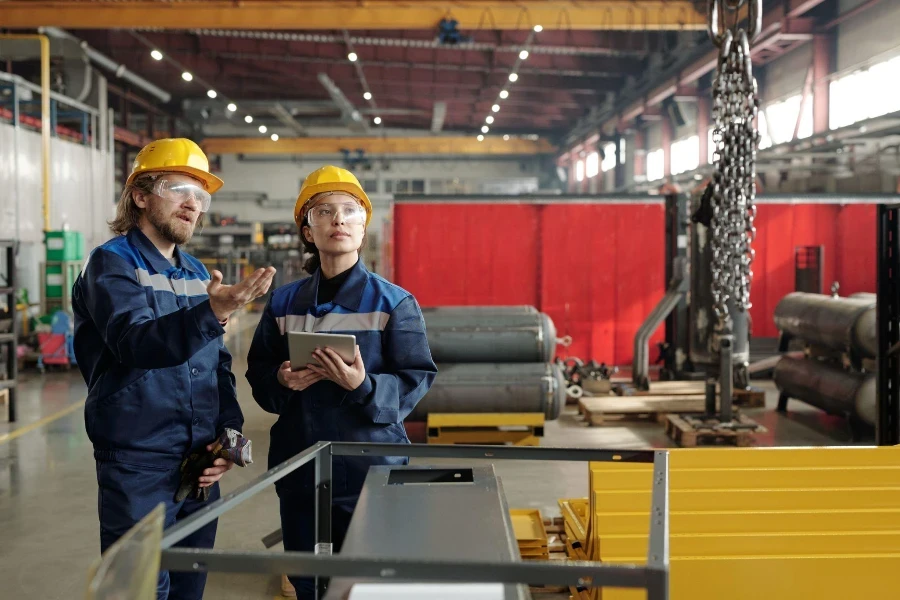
[
  {"xmin": 126, "ymin": 138, "xmax": 224, "ymax": 193},
  {"xmin": 295, "ymin": 165, "xmax": 372, "ymax": 228}
]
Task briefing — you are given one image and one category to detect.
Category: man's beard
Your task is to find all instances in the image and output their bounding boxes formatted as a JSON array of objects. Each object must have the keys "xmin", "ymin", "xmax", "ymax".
[{"xmin": 146, "ymin": 198, "xmax": 194, "ymax": 245}]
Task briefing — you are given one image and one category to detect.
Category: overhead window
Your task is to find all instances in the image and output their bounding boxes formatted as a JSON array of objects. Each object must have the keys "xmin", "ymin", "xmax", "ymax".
[
  {"xmin": 671, "ymin": 136, "xmax": 700, "ymax": 175},
  {"xmin": 585, "ymin": 152, "xmax": 599, "ymax": 178},
  {"xmin": 830, "ymin": 54, "xmax": 900, "ymax": 130},
  {"xmin": 575, "ymin": 160, "xmax": 585, "ymax": 182},
  {"xmin": 647, "ymin": 148, "xmax": 664, "ymax": 181},
  {"xmin": 601, "ymin": 143, "xmax": 616, "ymax": 172}
]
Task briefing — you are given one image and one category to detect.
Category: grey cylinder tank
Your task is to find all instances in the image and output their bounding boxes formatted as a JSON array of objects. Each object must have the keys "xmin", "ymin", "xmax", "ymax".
[
  {"xmin": 773, "ymin": 356, "xmax": 875, "ymax": 425},
  {"xmin": 407, "ymin": 362, "xmax": 566, "ymax": 421},
  {"xmin": 689, "ymin": 202, "xmax": 750, "ymax": 369},
  {"xmin": 423, "ymin": 309, "xmax": 557, "ymax": 363},
  {"xmin": 422, "ymin": 305, "xmax": 538, "ymax": 315},
  {"xmin": 773, "ymin": 292, "xmax": 876, "ymax": 358}
]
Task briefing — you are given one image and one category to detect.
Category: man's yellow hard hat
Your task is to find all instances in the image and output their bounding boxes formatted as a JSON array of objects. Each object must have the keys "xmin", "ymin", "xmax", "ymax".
[
  {"xmin": 126, "ymin": 138, "xmax": 224, "ymax": 193},
  {"xmin": 295, "ymin": 165, "xmax": 372, "ymax": 228}
]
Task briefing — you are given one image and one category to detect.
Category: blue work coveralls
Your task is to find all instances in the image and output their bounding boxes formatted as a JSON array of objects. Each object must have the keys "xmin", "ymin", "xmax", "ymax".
[
  {"xmin": 72, "ymin": 228, "xmax": 243, "ymax": 600},
  {"xmin": 246, "ymin": 259, "xmax": 437, "ymax": 598}
]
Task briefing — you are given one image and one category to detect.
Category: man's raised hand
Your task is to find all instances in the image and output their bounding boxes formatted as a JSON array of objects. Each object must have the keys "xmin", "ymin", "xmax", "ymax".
[{"xmin": 208, "ymin": 267, "xmax": 276, "ymax": 322}]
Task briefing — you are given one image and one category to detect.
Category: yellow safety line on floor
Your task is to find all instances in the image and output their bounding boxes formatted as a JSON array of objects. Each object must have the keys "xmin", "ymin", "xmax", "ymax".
[{"xmin": 0, "ymin": 398, "xmax": 86, "ymax": 445}]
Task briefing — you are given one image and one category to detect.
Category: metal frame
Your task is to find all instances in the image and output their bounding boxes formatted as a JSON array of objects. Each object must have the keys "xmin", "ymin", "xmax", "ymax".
[
  {"xmin": 877, "ymin": 204, "xmax": 900, "ymax": 446},
  {"xmin": 158, "ymin": 442, "xmax": 670, "ymax": 600}
]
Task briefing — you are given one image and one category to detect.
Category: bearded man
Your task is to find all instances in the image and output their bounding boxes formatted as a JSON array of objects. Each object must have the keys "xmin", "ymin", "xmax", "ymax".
[{"xmin": 72, "ymin": 138, "xmax": 275, "ymax": 600}]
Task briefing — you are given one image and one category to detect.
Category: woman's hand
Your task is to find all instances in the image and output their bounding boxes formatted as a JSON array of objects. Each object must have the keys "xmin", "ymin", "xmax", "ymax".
[
  {"xmin": 276, "ymin": 360, "xmax": 325, "ymax": 391},
  {"xmin": 308, "ymin": 345, "xmax": 366, "ymax": 391}
]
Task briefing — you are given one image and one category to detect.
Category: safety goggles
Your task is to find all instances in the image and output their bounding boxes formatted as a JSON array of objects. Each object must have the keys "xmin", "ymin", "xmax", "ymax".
[
  {"xmin": 152, "ymin": 178, "xmax": 212, "ymax": 213},
  {"xmin": 306, "ymin": 202, "xmax": 367, "ymax": 227}
]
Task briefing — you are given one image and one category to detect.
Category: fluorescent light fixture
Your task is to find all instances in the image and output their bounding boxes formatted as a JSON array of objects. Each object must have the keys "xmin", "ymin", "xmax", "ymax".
[
  {"xmin": 486, "ymin": 116, "xmax": 494, "ymax": 124},
  {"xmin": 207, "ymin": 90, "xmax": 217, "ymax": 99},
  {"xmin": 477, "ymin": 134, "xmax": 484, "ymax": 142},
  {"xmin": 534, "ymin": 25, "xmax": 543, "ymax": 32},
  {"xmin": 259, "ymin": 125, "xmax": 267, "ymax": 133},
  {"xmin": 363, "ymin": 92, "xmax": 372, "ymax": 100},
  {"xmin": 182, "ymin": 72, "xmax": 193, "ymax": 82},
  {"xmin": 492, "ymin": 104, "xmax": 500, "ymax": 113},
  {"xmin": 508, "ymin": 73, "xmax": 518, "ymax": 82},
  {"xmin": 244, "ymin": 115, "xmax": 253, "ymax": 123},
  {"xmin": 500, "ymin": 90, "xmax": 509, "ymax": 99},
  {"xmin": 227, "ymin": 103, "xmax": 237, "ymax": 112},
  {"xmin": 519, "ymin": 50, "xmax": 529, "ymax": 60},
  {"xmin": 482, "ymin": 125, "xmax": 489, "ymax": 133},
  {"xmin": 374, "ymin": 116, "xmax": 382, "ymax": 125},
  {"xmin": 151, "ymin": 50, "xmax": 163, "ymax": 61},
  {"xmin": 348, "ymin": 52, "xmax": 358, "ymax": 62},
  {"xmin": 271, "ymin": 133, "xmax": 279, "ymax": 141}
]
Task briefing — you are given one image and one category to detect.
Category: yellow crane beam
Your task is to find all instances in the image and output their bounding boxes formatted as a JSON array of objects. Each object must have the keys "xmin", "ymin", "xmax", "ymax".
[
  {"xmin": 201, "ymin": 136, "xmax": 556, "ymax": 156},
  {"xmin": 1, "ymin": 1, "xmax": 707, "ymax": 31}
]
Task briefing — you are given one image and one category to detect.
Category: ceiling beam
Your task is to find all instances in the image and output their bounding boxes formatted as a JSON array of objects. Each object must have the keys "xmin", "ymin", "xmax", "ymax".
[
  {"xmin": 7, "ymin": 2, "xmax": 707, "ymax": 31},
  {"xmin": 202, "ymin": 136, "xmax": 556, "ymax": 156}
]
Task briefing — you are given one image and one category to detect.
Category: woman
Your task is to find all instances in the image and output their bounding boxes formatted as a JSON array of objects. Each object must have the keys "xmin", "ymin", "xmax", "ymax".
[{"xmin": 246, "ymin": 165, "xmax": 437, "ymax": 599}]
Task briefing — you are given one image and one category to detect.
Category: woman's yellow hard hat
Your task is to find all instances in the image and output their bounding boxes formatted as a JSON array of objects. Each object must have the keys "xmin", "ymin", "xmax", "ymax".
[
  {"xmin": 127, "ymin": 138, "xmax": 224, "ymax": 193},
  {"xmin": 295, "ymin": 165, "xmax": 372, "ymax": 228}
]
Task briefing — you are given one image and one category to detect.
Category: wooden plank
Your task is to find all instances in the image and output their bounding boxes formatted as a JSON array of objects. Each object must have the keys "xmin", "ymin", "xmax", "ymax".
[
  {"xmin": 617, "ymin": 381, "xmax": 767, "ymax": 406},
  {"xmin": 579, "ymin": 394, "xmax": 707, "ymax": 426},
  {"xmin": 666, "ymin": 413, "xmax": 766, "ymax": 447}
]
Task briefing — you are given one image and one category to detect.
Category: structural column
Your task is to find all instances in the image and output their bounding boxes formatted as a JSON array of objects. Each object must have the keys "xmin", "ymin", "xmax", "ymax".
[{"xmin": 812, "ymin": 33, "xmax": 833, "ymax": 135}]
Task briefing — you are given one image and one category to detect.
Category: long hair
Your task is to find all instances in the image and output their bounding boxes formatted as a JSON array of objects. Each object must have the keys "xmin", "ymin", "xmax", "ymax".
[
  {"xmin": 108, "ymin": 172, "xmax": 206, "ymax": 236},
  {"xmin": 108, "ymin": 173, "xmax": 158, "ymax": 235}
]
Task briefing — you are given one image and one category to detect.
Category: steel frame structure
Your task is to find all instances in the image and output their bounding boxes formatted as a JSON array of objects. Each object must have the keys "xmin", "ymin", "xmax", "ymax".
[
  {"xmin": 877, "ymin": 204, "xmax": 900, "ymax": 446},
  {"xmin": 158, "ymin": 442, "xmax": 670, "ymax": 600}
]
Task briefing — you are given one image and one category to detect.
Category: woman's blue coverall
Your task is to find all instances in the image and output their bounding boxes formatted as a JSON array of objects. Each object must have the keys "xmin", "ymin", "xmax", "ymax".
[{"xmin": 245, "ymin": 259, "xmax": 437, "ymax": 598}]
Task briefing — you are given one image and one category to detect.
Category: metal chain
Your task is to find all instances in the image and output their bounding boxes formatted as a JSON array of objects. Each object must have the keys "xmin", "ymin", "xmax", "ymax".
[{"xmin": 708, "ymin": 20, "xmax": 760, "ymax": 325}]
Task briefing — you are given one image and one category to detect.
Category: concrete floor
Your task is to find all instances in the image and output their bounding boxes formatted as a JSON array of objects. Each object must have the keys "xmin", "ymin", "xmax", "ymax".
[{"xmin": 0, "ymin": 311, "xmax": 866, "ymax": 599}]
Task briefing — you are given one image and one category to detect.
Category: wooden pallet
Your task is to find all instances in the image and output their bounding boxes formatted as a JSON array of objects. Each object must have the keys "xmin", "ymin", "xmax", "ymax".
[
  {"xmin": 615, "ymin": 380, "xmax": 766, "ymax": 408},
  {"xmin": 578, "ymin": 394, "xmax": 706, "ymax": 426},
  {"xmin": 427, "ymin": 413, "xmax": 544, "ymax": 446},
  {"xmin": 665, "ymin": 413, "xmax": 767, "ymax": 447}
]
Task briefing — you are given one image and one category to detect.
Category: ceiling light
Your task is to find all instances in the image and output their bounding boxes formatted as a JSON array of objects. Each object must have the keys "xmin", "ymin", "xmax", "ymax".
[
  {"xmin": 207, "ymin": 90, "xmax": 217, "ymax": 99},
  {"xmin": 503, "ymin": 135, "xmax": 510, "ymax": 141},
  {"xmin": 534, "ymin": 25, "xmax": 543, "ymax": 32},
  {"xmin": 244, "ymin": 115, "xmax": 253, "ymax": 123},
  {"xmin": 348, "ymin": 52, "xmax": 358, "ymax": 62},
  {"xmin": 374, "ymin": 116, "xmax": 382, "ymax": 125},
  {"xmin": 182, "ymin": 72, "xmax": 193, "ymax": 82},
  {"xmin": 271, "ymin": 133, "xmax": 279, "ymax": 141},
  {"xmin": 259, "ymin": 125, "xmax": 267, "ymax": 133},
  {"xmin": 481, "ymin": 125, "xmax": 489, "ymax": 133},
  {"xmin": 151, "ymin": 50, "xmax": 163, "ymax": 61},
  {"xmin": 477, "ymin": 134, "xmax": 484, "ymax": 142},
  {"xmin": 508, "ymin": 73, "xmax": 518, "ymax": 82},
  {"xmin": 519, "ymin": 50, "xmax": 529, "ymax": 60},
  {"xmin": 492, "ymin": 104, "xmax": 500, "ymax": 113},
  {"xmin": 363, "ymin": 92, "xmax": 372, "ymax": 100},
  {"xmin": 227, "ymin": 103, "xmax": 237, "ymax": 112},
  {"xmin": 499, "ymin": 90, "xmax": 509, "ymax": 99},
  {"xmin": 486, "ymin": 116, "xmax": 494, "ymax": 124}
]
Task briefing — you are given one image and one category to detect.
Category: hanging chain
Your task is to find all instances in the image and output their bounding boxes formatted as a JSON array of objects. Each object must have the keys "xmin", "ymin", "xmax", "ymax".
[{"xmin": 707, "ymin": 0, "xmax": 761, "ymax": 326}]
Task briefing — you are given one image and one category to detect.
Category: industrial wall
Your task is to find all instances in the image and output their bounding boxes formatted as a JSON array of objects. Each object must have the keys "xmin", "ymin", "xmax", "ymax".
[
  {"xmin": 392, "ymin": 201, "xmax": 876, "ymax": 365},
  {"xmin": 0, "ymin": 122, "xmax": 114, "ymax": 302},
  {"xmin": 837, "ymin": 0, "xmax": 900, "ymax": 70}
]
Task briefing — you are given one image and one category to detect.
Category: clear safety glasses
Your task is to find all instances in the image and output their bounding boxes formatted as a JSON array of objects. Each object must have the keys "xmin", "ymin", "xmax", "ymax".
[
  {"xmin": 306, "ymin": 202, "xmax": 367, "ymax": 227},
  {"xmin": 152, "ymin": 178, "xmax": 212, "ymax": 213}
]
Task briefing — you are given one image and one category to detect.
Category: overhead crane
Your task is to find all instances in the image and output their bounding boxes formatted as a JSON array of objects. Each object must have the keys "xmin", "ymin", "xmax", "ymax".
[{"xmin": 1, "ymin": 1, "xmax": 707, "ymax": 31}]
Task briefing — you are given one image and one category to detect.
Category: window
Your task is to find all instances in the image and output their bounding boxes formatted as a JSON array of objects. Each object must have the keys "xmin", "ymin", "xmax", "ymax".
[
  {"xmin": 360, "ymin": 178, "xmax": 378, "ymax": 193},
  {"xmin": 601, "ymin": 143, "xmax": 616, "ymax": 172},
  {"xmin": 575, "ymin": 160, "xmax": 585, "ymax": 182},
  {"xmin": 619, "ymin": 139, "xmax": 627, "ymax": 165},
  {"xmin": 647, "ymin": 148, "xmax": 664, "ymax": 181},
  {"xmin": 764, "ymin": 94, "xmax": 813, "ymax": 145},
  {"xmin": 671, "ymin": 136, "xmax": 699, "ymax": 175},
  {"xmin": 585, "ymin": 152, "xmax": 599, "ymax": 178},
  {"xmin": 830, "ymin": 55, "xmax": 900, "ymax": 130}
]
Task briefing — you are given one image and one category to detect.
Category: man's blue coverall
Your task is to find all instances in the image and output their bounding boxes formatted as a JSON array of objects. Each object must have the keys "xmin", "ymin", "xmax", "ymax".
[
  {"xmin": 72, "ymin": 228, "xmax": 243, "ymax": 600},
  {"xmin": 246, "ymin": 259, "xmax": 437, "ymax": 599}
]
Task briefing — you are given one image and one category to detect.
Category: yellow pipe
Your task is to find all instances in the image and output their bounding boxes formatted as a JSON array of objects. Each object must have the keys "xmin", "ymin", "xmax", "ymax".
[{"xmin": 0, "ymin": 34, "xmax": 51, "ymax": 232}]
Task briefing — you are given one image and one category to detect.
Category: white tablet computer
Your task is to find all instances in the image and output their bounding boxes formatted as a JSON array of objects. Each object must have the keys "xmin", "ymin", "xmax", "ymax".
[{"xmin": 288, "ymin": 332, "xmax": 356, "ymax": 371}]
